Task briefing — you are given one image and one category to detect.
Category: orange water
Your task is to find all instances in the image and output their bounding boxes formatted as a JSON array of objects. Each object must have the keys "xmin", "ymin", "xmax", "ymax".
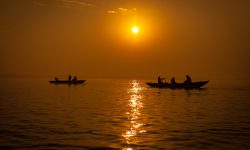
[{"xmin": 0, "ymin": 78, "xmax": 250, "ymax": 149}]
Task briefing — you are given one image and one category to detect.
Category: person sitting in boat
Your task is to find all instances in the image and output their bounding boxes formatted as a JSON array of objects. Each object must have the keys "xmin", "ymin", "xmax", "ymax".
[
  {"xmin": 171, "ymin": 77, "xmax": 176, "ymax": 84},
  {"xmin": 184, "ymin": 75, "xmax": 192, "ymax": 84},
  {"xmin": 72, "ymin": 76, "xmax": 77, "ymax": 81},
  {"xmin": 158, "ymin": 76, "xmax": 165, "ymax": 84},
  {"xmin": 68, "ymin": 75, "xmax": 72, "ymax": 81}
]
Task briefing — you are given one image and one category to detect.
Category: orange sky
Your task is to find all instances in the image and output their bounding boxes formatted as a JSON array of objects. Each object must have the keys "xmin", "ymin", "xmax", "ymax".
[{"xmin": 0, "ymin": 0, "xmax": 249, "ymax": 80}]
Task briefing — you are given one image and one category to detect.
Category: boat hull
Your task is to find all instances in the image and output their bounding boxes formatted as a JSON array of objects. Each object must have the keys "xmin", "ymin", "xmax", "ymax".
[
  {"xmin": 49, "ymin": 80, "xmax": 86, "ymax": 84},
  {"xmin": 146, "ymin": 81, "xmax": 209, "ymax": 89}
]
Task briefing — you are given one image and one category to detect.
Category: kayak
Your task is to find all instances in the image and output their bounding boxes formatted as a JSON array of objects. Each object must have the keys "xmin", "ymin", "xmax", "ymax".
[
  {"xmin": 49, "ymin": 80, "xmax": 86, "ymax": 84},
  {"xmin": 146, "ymin": 80, "xmax": 209, "ymax": 89}
]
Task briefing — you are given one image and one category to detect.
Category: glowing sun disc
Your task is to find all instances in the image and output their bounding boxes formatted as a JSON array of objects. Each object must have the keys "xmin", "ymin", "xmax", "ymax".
[{"xmin": 132, "ymin": 26, "xmax": 139, "ymax": 34}]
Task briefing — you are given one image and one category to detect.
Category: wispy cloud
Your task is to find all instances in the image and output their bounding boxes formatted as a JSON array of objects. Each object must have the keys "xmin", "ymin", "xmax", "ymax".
[
  {"xmin": 33, "ymin": 0, "xmax": 94, "ymax": 8},
  {"xmin": 33, "ymin": 1, "xmax": 49, "ymax": 7},
  {"xmin": 107, "ymin": 7, "xmax": 137, "ymax": 16},
  {"xmin": 62, "ymin": 0, "xmax": 95, "ymax": 7}
]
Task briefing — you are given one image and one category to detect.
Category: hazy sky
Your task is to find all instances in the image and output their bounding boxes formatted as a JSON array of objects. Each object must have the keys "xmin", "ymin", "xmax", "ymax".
[{"xmin": 0, "ymin": 0, "xmax": 249, "ymax": 79}]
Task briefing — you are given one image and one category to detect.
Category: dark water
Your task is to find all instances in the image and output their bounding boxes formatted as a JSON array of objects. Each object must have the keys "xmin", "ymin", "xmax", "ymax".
[{"xmin": 0, "ymin": 78, "xmax": 250, "ymax": 150}]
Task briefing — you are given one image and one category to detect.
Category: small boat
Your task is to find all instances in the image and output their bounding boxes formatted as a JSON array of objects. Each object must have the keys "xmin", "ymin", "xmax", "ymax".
[
  {"xmin": 146, "ymin": 80, "xmax": 209, "ymax": 89},
  {"xmin": 49, "ymin": 80, "xmax": 86, "ymax": 85}
]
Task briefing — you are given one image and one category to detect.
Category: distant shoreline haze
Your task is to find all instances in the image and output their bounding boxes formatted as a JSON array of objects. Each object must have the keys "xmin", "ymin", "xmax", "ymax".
[{"xmin": 0, "ymin": 73, "xmax": 250, "ymax": 82}]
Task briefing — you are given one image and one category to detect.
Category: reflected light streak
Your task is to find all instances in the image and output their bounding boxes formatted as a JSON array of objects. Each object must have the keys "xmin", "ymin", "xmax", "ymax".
[{"xmin": 122, "ymin": 80, "xmax": 146, "ymax": 147}]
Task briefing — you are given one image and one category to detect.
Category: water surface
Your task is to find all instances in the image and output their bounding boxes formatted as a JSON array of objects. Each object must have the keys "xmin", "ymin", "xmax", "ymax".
[{"xmin": 0, "ymin": 78, "xmax": 250, "ymax": 149}]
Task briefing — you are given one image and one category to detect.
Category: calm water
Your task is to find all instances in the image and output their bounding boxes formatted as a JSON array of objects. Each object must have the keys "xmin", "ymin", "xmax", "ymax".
[{"xmin": 0, "ymin": 78, "xmax": 250, "ymax": 150}]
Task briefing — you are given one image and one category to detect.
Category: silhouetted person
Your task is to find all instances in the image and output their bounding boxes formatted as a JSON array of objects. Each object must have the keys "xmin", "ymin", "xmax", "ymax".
[
  {"xmin": 68, "ymin": 75, "xmax": 72, "ymax": 81},
  {"xmin": 73, "ymin": 76, "xmax": 77, "ymax": 81},
  {"xmin": 55, "ymin": 77, "xmax": 58, "ymax": 81},
  {"xmin": 171, "ymin": 77, "xmax": 176, "ymax": 84},
  {"xmin": 185, "ymin": 75, "xmax": 192, "ymax": 84},
  {"xmin": 158, "ymin": 76, "xmax": 163, "ymax": 84}
]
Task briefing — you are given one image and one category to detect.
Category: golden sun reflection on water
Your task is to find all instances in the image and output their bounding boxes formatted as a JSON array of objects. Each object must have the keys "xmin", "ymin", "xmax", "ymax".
[{"xmin": 122, "ymin": 80, "xmax": 146, "ymax": 149}]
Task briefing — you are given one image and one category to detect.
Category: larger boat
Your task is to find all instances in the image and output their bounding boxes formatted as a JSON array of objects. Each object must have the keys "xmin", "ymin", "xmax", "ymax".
[
  {"xmin": 146, "ymin": 80, "xmax": 209, "ymax": 89},
  {"xmin": 49, "ymin": 80, "xmax": 86, "ymax": 85}
]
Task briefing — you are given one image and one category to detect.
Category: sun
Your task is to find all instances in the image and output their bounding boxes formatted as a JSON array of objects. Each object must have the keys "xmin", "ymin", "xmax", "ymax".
[{"xmin": 131, "ymin": 26, "xmax": 139, "ymax": 34}]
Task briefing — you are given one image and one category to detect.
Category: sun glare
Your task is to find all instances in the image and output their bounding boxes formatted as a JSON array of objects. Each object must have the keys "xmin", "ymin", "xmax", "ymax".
[{"xmin": 132, "ymin": 26, "xmax": 139, "ymax": 34}]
